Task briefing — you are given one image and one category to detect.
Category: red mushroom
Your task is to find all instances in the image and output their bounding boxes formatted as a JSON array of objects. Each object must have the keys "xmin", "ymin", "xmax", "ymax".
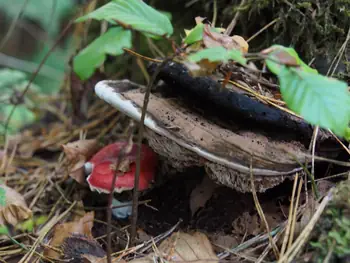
[{"xmin": 85, "ymin": 142, "xmax": 158, "ymax": 194}]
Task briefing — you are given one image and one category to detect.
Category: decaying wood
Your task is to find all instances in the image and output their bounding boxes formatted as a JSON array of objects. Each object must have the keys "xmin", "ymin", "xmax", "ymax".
[
  {"xmin": 147, "ymin": 61, "xmax": 338, "ymax": 149},
  {"xmin": 94, "ymin": 77, "xmax": 342, "ymax": 192}
]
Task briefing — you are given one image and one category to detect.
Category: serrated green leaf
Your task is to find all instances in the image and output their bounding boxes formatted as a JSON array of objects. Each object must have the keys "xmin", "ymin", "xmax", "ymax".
[
  {"xmin": 188, "ymin": 46, "xmax": 247, "ymax": 65},
  {"xmin": 76, "ymin": 0, "xmax": 173, "ymax": 39},
  {"xmin": 265, "ymin": 45, "xmax": 318, "ymax": 75},
  {"xmin": 278, "ymin": 67, "xmax": 350, "ymax": 138},
  {"xmin": 184, "ymin": 23, "xmax": 204, "ymax": 45},
  {"xmin": 188, "ymin": 46, "xmax": 228, "ymax": 62},
  {"xmin": 73, "ymin": 27, "xmax": 132, "ymax": 80}
]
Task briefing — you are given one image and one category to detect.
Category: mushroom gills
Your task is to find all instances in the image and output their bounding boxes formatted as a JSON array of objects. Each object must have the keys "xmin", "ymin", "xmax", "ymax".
[{"xmin": 94, "ymin": 80, "xmax": 311, "ymax": 192}]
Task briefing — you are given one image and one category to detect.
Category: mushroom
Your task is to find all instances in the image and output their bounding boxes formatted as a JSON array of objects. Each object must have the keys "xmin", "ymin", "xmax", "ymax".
[
  {"xmin": 93, "ymin": 62, "xmax": 341, "ymax": 193},
  {"xmin": 84, "ymin": 142, "xmax": 158, "ymax": 218}
]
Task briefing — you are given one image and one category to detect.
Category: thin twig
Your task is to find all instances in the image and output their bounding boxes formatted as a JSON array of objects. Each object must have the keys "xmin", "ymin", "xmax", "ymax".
[
  {"xmin": 288, "ymin": 176, "xmax": 303, "ymax": 249},
  {"xmin": 123, "ymin": 48, "xmax": 163, "ymax": 63},
  {"xmin": 278, "ymin": 190, "xmax": 332, "ymax": 263},
  {"xmin": 225, "ymin": 0, "xmax": 247, "ymax": 36},
  {"xmin": 247, "ymin": 18, "xmax": 280, "ymax": 43},
  {"xmin": 249, "ymin": 158, "xmax": 280, "ymax": 259},
  {"xmin": 326, "ymin": 27, "xmax": 350, "ymax": 77},
  {"xmin": 310, "ymin": 126, "xmax": 319, "ymax": 196},
  {"xmin": 0, "ymin": 0, "xmax": 30, "ymax": 51},
  {"xmin": 106, "ymin": 122, "xmax": 135, "ymax": 263},
  {"xmin": 212, "ymin": 0, "xmax": 218, "ymax": 27},
  {"xmin": 2, "ymin": 20, "xmax": 73, "ymax": 141},
  {"xmin": 280, "ymin": 174, "xmax": 298, "ymax": 256},
  {"xmin": 130, "ymin": 58, "xmax": 172, "ymax": 245}
]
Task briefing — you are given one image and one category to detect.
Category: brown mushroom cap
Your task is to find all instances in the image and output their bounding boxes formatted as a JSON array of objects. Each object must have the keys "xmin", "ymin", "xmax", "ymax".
[{"xmin": 94, "ymin": 80, "xmax": 310, "ymax": 192}]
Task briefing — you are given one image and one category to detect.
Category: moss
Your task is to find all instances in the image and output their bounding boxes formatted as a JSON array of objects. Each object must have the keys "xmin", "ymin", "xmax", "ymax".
[
  {"xmin": 151, "ymin": 0, "xmax": 349, "ymax": 75},
  {"xmin": 307, "ymin": 181, "xmax": 350, "ymax": 262}
]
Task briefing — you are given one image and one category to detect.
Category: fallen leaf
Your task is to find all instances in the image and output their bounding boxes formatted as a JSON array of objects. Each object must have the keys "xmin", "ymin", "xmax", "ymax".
[
  {"xmin": 82, "ymin": 254, "xmax": 110, "ymax": 263},
  {"xmin": 190, "ymin": 175, "xmax": 217, "ymax": 216},
  {"xmin": 203, "ymin": 24, "xmax": 248, "ymax": 53},
  {"xmin": 137, "ymin": 228, "xmax": 152, "ymax": 243},
  {"xmin": 231, "ymin": 211, "xmax": 259, "ymax": 236},
  {"xmin": 209, "ymin": 233, "xmax": 239, "ymax": 253},
  {"xmin": 44, "ymin": 211, "xmax": 95, "ymax": 259},
  {"xmin": 232, "ymin": 200, "xmax": 286, "ymax": 236},
  {"xmin": 129, "ymin": 232, "xmax": 218, "ymax": 263},
  {"xmin": 0, "ymin": 184, "xmax": 32, "ymax": 226},
  {"xmin": 62, "ymin": 234, "xmax": 107, "ymax": 263},
  {"xmin": 317, "ymin": 180, "xmax": 335, "ymax": 196},
  {"xmin": 62, "ymin": 139, "xmax": 100, "ymax": 184}
]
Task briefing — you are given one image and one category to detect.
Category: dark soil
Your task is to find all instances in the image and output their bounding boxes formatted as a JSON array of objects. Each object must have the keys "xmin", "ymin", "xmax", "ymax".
[{"xmin": 136, "ymin": 169, "xmax": 293, "ymax": 236}]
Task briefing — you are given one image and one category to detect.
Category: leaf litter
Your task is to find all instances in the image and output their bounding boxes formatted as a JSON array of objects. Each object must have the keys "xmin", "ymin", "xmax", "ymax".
[
  {"xmin": 0, "ymin": 79, "xmax": 348, "ymax": 262},
  {"xmin": 0, "ymin": 8, "xmax": 349, "ymax": 263}
]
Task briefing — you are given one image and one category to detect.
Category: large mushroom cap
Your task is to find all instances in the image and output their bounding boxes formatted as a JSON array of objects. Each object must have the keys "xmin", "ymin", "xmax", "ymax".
[{"xmin": 94, "ymin": 79, "xmax": 315, "ymax": 192}]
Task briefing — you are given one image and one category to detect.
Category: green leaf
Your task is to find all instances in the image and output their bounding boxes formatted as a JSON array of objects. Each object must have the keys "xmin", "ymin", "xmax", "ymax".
[
  {"xmin": 278, "ymin": 67, "xmax": 350, "ymax": 138},
  {"xmin": 0, "ymin": 0, "xmax": 75, "ymax": 37},
  {"xmin": 188, "ymin": 46, "xmax": 228, "ymax": 62},
  {"xmin": 0, "ymin": 69, "xmax": 26, "ymax": 89},
  {"xmin": 184, "ymin": 24, "xmax": 225, "ymax": 45},
  {"xmin": 228, "ymin": 49, "xmax": 247, "ymax": 66},
  {"xmin": 184, "ymin": 23, "xmax": 204, "ymax": 45},
  {"xmin": 188, "ymin": 46, "xmax": 247, "ymax": 65},
  {"xmin": 0, "ymin": 225, "xmax": 9, "ymax": 235},
  {"xmin": 0, "ymin": 105, "xmax": 36, "ymax": 135},
  {"xmin": 0, "ymin": 186, "xmax": 5, "ymax": 206},
  {"xmin": 265, "ymin": 45, "xmax": 318, "ymax": 75},
  {"xmin": 73, "ymin": 27, "xmax": 132, "ymax": 80},
  {"xmin": 76, "ymin": 0, "xmax": 173, "ymax": 39}
]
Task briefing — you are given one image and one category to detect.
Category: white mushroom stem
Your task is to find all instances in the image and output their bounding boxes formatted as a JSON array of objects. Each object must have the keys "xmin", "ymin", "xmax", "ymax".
[
  {"xmin": 112, "ymin": 198, "xmax": 132, "ymax": 219},
  {"xmin": 84, "ymin": 162, "xmax": 94, "ymax": 175}
]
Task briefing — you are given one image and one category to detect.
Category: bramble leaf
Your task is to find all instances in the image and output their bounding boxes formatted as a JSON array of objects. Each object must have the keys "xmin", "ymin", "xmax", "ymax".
[
  {"xmin": 76, "ymin": 0, "xmax": 173, "ymax": 39},
  {"xmin": 228, "ymin": 49, "xmax": 247, "ymax": 66},
  {"xmin": 188, "ymin": 46, "xmax": 247, "ymax": 65},
  {"xmin": 73, "ymin": 27, "xmax": 132, "ymax": 80},
  {"xmin": 184, "ymin": 23, "xmax": 204, "ymax": 45},
  {"xmin": 278, "ymin": 67, "xmax": 350, "ymax": 138},
  {"xmin": 264, "ymin": 45, "xmax": 318, "ymax": 75}
]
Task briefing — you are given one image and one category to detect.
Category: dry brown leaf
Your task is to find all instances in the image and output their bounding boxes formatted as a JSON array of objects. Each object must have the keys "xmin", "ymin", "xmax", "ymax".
[
  {"xmin": 209, "ymin": 233, "xmax": 239, "ymax": 253},
  {"xmin": 62, "ymin": 234, "xmax": 107, "ymax": 263},
  {"xmin": 129, "ymin": 232, "xmax": 218, "ymax": 263},
  {"xmin": 232, "ymin": 200, "xmax": 286, "ymax": 236},
  {"xmin": 203, "ymin": 24, "xmax": 249, "ymax": 53},
  {"xmin": 190, "ymin": 175, "xmax": 217, "ymax": 216},
  {"xmin": 44, "ymin": 211, "xmax": 95, "ymax": 259},
  {"xmin": 195, "ymin": 16, "xmax": 205, "ymax": 24},
  {"xmin": 62, "ymin": 139, "xmax": 100, "ymax": 184},
  {"xmin": 0, "ymin": 184, "xmax": 32, "ymax": 226},
  {"xmin": 137, "ymin": 229, "xmax": 152, "ymax": 243},
  {"xmin": 317, "ymin": 180, "xmax": 335, "ymax": 196},
  {"xmin": 82, "ymin": 254, "xmax": 109, "ymax": 263}
]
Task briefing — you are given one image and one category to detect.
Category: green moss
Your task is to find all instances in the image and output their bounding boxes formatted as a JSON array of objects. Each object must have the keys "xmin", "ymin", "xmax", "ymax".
[
  {"xmin": 308, "ymin": 181, "xmax": 350, "ymax": 262},
  {"xmin": 150, "ymin": 0, "xmax": 349, "ymax": 72}
]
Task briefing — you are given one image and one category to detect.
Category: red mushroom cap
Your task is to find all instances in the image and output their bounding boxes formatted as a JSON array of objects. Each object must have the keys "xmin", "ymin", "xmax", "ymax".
[{"xmin": 86, "ymin": 142, "xmax": 158, "ymax": 193}]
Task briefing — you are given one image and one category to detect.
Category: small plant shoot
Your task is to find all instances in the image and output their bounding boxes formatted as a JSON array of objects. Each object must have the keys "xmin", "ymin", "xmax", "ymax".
[{"xmin": 73, "ymin": 0, "xmax": 350, "ymax": 141}]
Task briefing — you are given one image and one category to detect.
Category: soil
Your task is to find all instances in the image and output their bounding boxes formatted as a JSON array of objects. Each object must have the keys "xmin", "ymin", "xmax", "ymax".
[{"xmin": 108, "ymin": 168, "xmax": 294, "ymax": 237}]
